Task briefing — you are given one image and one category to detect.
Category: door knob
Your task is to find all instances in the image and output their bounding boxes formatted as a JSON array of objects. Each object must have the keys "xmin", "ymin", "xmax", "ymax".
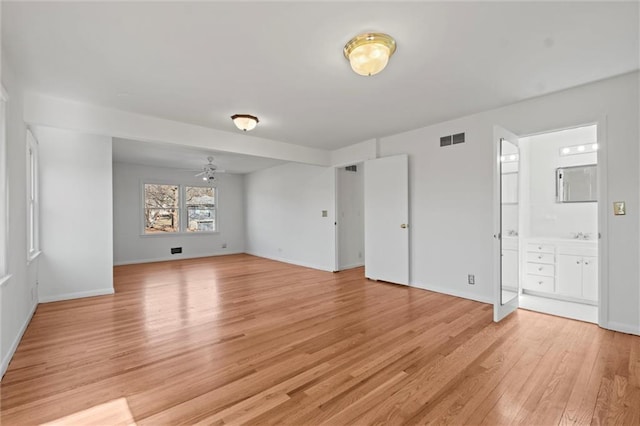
[{"xmin": 400, "ymin": 224, "xmax": 408, "ymax": 229}]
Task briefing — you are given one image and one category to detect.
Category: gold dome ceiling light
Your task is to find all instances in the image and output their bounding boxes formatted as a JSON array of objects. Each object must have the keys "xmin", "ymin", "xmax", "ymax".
[
  {"xmin": 231, "ymin": 114, "xmax": 259, "ymax": 132},
  {"xmin": 343, "ymin": 33, "xmax": 397, "ymax": 76}
]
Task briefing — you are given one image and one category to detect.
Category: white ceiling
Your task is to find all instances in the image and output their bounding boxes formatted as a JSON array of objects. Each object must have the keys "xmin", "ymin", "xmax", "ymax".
[
  {"xmin": 112, "ymin": 138, "xmax": 284, "ymax": 173},
  {"xmin": 3, "ymin": 1, "xmax": 639, "ymax": 152}
]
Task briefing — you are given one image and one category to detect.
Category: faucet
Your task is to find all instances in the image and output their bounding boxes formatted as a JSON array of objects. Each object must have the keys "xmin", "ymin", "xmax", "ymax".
[{"xmin": 573, "ymin": 232, "xmax": 591, "ymax": 240}]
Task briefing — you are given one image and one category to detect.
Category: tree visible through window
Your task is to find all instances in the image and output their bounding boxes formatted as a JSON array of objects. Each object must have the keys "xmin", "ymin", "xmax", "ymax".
[
  {"xmin": 144, "ymin": 184, "xmax": 179, "ymax": 233},
  {"xmin": 143, "ymin": 184, "xmax": 217, "ymax": 234},
  {"xmin": 186, "ymin": 186, "xmax": 216, "ymax": 232}
]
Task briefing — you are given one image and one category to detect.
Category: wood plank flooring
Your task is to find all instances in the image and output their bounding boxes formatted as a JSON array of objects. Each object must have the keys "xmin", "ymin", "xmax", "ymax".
[{"xmin": 1, "ymin": 254, "xmax": 639, "ymax": 425}]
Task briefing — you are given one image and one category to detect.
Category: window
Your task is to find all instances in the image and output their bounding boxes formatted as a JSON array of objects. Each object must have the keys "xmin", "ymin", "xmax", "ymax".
[
  {"xmin": 26, "ymin": 130, "xmax": 40, "ymax": 258},
  {"xmin": 143, "ymin": 184, "xmax": 216, "ymax": 234},
  {"xmin": 144, "ymin": 184, "xmax": 179, "ymax": 233},
  {"xmin": 0, "ymin": 87, "xmax": 7, "ymax": 276},
  {"xmin": 186, "ymin": 186, "xmax": 216, "ymax": 232}
]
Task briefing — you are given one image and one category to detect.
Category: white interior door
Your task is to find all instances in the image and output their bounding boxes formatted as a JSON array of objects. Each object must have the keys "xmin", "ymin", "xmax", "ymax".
[
  {"xmin": 364, "ymin": 154, "xmax": 409, "ymax": 285},
  {"xmin": 494, "ymin": 126, "xmax": 520, "ymax": 322}
]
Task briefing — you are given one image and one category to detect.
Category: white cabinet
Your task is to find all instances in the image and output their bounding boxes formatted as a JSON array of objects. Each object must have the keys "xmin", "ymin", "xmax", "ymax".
[
  {"xmin": 557, "ymin": 254, "xmax": 598, "ymax": 302},
  {"xmin": 557, "ymin": 254, "xmax": 583, "ymax": 298},
  {"xmin": 582, "ymin": 256, "xmax": 598, "ymax": 301},
  {"xmin": 523, "ymin": 242, "xmax": 555, "ymax": 293},
  {"xmin": 524, "ymin": 239, "xmax": 597, "ymax": 304}
]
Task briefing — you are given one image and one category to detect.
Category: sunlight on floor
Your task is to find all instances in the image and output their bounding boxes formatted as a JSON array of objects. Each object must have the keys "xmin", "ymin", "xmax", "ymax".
[{"xmin": 42, "ymin": 397, "xmax": 136, "ymax": 426}]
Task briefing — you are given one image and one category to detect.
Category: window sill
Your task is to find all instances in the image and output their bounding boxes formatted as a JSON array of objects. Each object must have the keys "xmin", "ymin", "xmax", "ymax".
[
  {"xmin": 139, "ymin": 231, "xmax": 220, "ymax": 238},
  {"xmin": 0, "ymin": 274, "xmax": 12, "ymax": 288},
  {"xmin": 27, "ymin": 250, "xmax": 42, "ymax": 265}
]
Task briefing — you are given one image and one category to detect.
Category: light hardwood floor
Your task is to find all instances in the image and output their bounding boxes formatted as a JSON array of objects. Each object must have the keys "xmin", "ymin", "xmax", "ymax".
[{"xmin": 1, "ymin": 254, "xmax": 639, "ymax": 425}]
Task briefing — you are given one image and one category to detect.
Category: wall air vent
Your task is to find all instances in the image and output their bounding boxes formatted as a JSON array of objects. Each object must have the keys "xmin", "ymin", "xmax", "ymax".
[
  {"xmin": 345, "ymin": 165, "xmax": 358, "ymax": 172},
  {"xmin": 440, "ymin": 132, "xmax": 466, "ymax": 147},
  {"xmin": 452, "ymin": 132, "xmax": 465, "ymax": 144}
]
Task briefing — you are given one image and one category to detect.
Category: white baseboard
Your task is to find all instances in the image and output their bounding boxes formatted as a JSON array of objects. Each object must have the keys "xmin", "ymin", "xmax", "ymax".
[
  {"xmin": 410, "ymin": 281, "xmax": 493, "ymax": 304},
  {"xmin": 1, "ymin": 301, "xmax": 37, "ymax": 380},
  {"xmin": 114, "ymin": 250, "xmax": 244, "ymax": 266},
  {"xmin": 245, "ymin": 251, "xmax": 334, "ymax": 272},
  {"xmin": 39, "ymin": 288, "xmax": 115, "ymax": 303},
  {"xmin": 338, "ymin": 262, "xmax": 364, "ymax": 271},
  {"xmin": 605, "ymin": 320, "xmax": 640, "ymax": 336}
]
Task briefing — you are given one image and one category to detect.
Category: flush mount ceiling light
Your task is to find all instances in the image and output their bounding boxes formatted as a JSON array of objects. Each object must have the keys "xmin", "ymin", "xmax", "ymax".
[
  {"xmin": 231, "ymin": 114, "xmax": 259, "ymax": 132},
  {"xmin": 343, "ymin": 32, "xmax": 397, "ymax": 76}
]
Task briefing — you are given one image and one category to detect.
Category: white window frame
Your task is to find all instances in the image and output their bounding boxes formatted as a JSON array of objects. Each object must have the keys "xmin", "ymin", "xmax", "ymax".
[
  {"xmin": 141, "ymin": 181, "xmax": 218, "ymax": 236},
  {"xmin": 0, "ymin": 86, "xmax": 8, "ymax": 279},
  {"xmin": 26, "ymin": 130, "xmax": 40, "ymax": 260}
]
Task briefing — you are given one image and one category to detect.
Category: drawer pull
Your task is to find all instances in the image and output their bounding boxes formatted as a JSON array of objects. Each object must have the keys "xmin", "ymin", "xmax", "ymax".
[
  {"xmin": 538, "ymin": 267, "xmax": 543, "ymax": 271},
  {"xmin": 538, "ymin": 246, "xmax": 542, "ymax": 250},
  {"xmin": 538, "ymin": 255, "xmax": 542, "ymax": 259},
  {"xmin": 538, "ymin": 281, "xmax": 543, "ymax": 285},
  {"xmin": 584, "ymin": 261, "xmax": 589, "ymax": 265},
  {"xmin": 576, "ymin": 261, "xmax": 581, "ymax": 264}
]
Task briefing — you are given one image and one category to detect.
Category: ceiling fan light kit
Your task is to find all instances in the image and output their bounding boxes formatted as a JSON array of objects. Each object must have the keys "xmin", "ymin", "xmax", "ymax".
[
  {"xmin": 343, "ymin": 32, "xmax": 396, "ymax": 76},
  {"xmin": 231, "ymin": 114, "xmax": 259, "ymax": 132},
  {"xmin": 195, "ymin": 156, "xmax": 223, "ymax": 183}
]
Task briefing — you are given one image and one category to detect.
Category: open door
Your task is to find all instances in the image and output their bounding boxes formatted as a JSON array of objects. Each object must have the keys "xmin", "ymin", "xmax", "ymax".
[
  {"xmin": 494, "ymin": 126, "xmax": 520, "ymax": 322},
  {"xmin": 364, "ymin": 154, "xmax": 409, "ymax": 285}
]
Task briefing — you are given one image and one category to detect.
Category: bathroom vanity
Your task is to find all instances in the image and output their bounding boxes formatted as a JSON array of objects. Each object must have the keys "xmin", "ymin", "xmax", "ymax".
[{"xmin": 523, "ymin": 238, "xmax": 598, "ymax": 305}]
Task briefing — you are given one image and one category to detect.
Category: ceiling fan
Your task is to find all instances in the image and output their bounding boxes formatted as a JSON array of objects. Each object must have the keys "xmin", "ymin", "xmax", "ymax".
[{"xmin": 195, "ymin": 156, "xmax": 225, "ymax": 182}]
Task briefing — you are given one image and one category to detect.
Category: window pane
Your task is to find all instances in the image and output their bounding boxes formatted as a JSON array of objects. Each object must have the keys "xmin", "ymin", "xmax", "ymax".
[
  {"xmin": 186, "ymin": 186, "xmax": 215, "ymax": 206},
  {"xmin": 187, "ymin": 207, "xmax": 215, "ymax": 232},
  {"xmin": 186, "ymin": 186, "xmax": 215, "ymax": 232},
  {"xmin": 29, "ymin": 202, "xmax": 35, "ymax": 252},
  {"xmin": 144, "ymin": 184, "xmax": 179, "ymax": 233}
]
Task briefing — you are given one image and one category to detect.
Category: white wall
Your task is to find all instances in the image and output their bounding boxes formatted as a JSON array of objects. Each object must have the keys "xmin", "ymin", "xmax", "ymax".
[
  {"xmin": 245, "ymin": 162, "xmax": 335, "ymax": 271},
  {"xmin": 378, "ymin": 72, "xmax": 639, "ymax": 333},
  {"xmin": 523, "ymin": 125, "xmax": 598, "ymax": 239},
  {"xmin": 331, "ymin": 139, "xmax": 377, "ymax": 167},
  {"xmin": 34, "ymin": 126, "xmax": 114, "ymax": 302},
  {"xmin": 337, "ymin": 165, "xmax": 364, "ymax": 270},
  {"xmin": 113, "ymin": 162, "xmax": 245, "ymax": 264},
  {"xmin": 1, "ymin": 60, "xmax": 39, "ymax": 378}
]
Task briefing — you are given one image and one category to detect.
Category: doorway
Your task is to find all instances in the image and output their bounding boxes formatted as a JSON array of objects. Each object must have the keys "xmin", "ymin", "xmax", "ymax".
[
  {"xmin": 335, "ymin": 163, "xmax": 365, "ymax": 271},
  {"xmin": 496, "ymin": 124, "xmax": 602, "ymax": 324}
]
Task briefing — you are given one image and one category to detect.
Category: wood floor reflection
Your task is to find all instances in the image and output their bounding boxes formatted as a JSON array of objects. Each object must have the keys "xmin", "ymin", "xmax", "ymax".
[{"xmin": 1, "ymin": 254, "xmax": 638, "ymax": 424}]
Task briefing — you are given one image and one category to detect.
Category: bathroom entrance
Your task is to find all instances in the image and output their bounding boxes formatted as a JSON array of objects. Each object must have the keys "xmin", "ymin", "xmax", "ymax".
[{"xmin": 495, "ymin": 124, "xmax": 601, "ymax": 323}]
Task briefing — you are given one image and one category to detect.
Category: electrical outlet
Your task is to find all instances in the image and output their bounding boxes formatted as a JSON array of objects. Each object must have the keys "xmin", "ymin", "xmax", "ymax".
[
  {"xmin": 468, "ymin": 274, "xmax": 475, "ymax": 285},
  {"xmin": 222, "ymin": 242, "xmax": 227, "ymax": 249}
]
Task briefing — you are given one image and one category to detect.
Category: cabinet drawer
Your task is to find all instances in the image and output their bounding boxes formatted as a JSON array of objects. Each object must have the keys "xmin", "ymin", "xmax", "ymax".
[
  {"xmin": 526, "ymin": 263, "xmax": 555, "ymax": 277},
  {"xmin": 527, "ymin": 243, "xmax": 555, "ymax": 254},
  {"xmin": 524, "ymin": 275, "xmax": 554, "ymax": 293},
  {"xmin": 526, "ymin": 252, "xmax": 555, "ymax": 264}
]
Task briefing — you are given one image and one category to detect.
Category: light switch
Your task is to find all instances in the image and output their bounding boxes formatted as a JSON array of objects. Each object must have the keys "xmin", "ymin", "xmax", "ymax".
[
  {"xmin": 613, "ymin": 201, "xmax": 626, "ymax": 216},
  {"xmin": 322, "ymin": 210, "xmax": 328, "ymax": 217}
]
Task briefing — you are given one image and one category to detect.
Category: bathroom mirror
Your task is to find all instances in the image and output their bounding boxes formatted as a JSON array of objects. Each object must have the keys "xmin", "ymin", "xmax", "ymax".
[{"xmin": 556, "ymin": 165, "xmax": 597, "ymax": 203}]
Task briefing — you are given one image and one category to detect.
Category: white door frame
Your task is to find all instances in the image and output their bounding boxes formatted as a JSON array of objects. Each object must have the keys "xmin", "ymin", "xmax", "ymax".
[
  {"xmin": 333, "ymin": 163, "xmax": 365, "ymax": 272},
  {"xmin": 499, "ymin": 117, "xmax": 608, "ymax": 328}
]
